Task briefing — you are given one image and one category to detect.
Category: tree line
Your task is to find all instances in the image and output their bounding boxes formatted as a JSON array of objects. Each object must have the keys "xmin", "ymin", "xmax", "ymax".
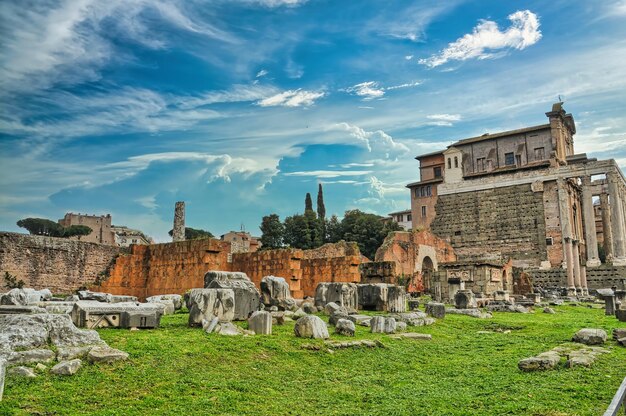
[
  {"xmin": 16, "ymin": 218, "xmax": 92, "ymax": 238},
  {"xmin": 259, "ymin": 184, "xmax": 401, "ymax": 259}
]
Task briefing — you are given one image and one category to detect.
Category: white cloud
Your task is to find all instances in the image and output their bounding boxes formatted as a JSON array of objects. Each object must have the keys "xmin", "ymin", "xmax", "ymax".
[
  {"xmin": 419, "ymin": 10, "xmax": 542, "ymax": 68},
  {"xmin": 257, "ymin": 89, "xmax": 325, "ymax": 107},
  {"xmin": 0, "ymin": 0, "xmax": 235, "ymax": 96},
  {"xmin": 331, "ymin": 123, "xmax": 410, "ymax": 159},
  {"xmin": 247, "ymin": 0, "xmax": 308, "ymax": 7},
  {"xmin": 346, "ymin": 82, "xmax": 385, "ymax": 100},
  {"xmin": 256, "ymin": 69, "xmax": 269, "ymax": 78},
  {"xmin": 426, "ymin": 114, "xmax": 462, "ymax": 127},
  {"xmin": 386, "ymin": 81, "xmax": 421, "ymax": 90},
  {"xmin": 283, "ymin": 170, "xmax": 372, "ymax": 178},
  {"xmin": 405, "ymin": 55, "xmax": 414, "ymax": 60}
]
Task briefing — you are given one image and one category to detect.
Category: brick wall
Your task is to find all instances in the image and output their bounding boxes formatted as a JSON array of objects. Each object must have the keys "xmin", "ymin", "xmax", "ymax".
[
  {"xmin": 528, "ymin": 266, "xmax": 626, "ymax": 290},
  {"xmin": 0, "ymin": 232, "xmax": 122, "ymax": 293},
  {"xmin": 431, "ymin": 184, "xmax": 547, "ymax": 267},
  {"xmin": 94, "ymin": 238, "xmax": 231, "ymax": 299},
  {"xmin": 232, "ymin": 249, "xmax": 304, "ymax": 298}
]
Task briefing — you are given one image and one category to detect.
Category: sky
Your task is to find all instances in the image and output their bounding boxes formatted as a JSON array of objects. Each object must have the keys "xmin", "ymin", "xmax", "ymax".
[{"xmin": 1, "ymin": 0, "xmax": 625, "ymax": 242}]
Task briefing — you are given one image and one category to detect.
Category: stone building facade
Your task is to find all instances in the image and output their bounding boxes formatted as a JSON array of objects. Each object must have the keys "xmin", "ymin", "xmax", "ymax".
[
  {"xmin": 407, "ymin": 103, "xmax": 626, "ymax": 295},
  {"xmin": 58, "ymin": 213, "xmax": 115, "ymax": 245},
  {"xmin": 386, "ymin": 209, "xmax": 412, "ymax": 230}
]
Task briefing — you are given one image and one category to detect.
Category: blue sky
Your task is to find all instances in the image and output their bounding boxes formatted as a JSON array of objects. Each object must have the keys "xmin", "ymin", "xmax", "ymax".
[{"xmin": 1, "ymin": 0, "xmax": 625, "ymax": 242}]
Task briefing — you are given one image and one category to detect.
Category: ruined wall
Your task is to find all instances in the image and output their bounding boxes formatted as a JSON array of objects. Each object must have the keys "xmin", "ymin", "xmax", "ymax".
[
  {"xmin": 232, "ymin": 249, "xmax": 303, "ymax": 298},
  {"xmin": 528, "ymin": 266, "xmax": 626, "ymax": 290},
  {"xmin": 94, "ymin": 238, "xmax": 231, "ymax": 299},
  {"xmin": 0, "ymin": 232, "xmax": 122, "ymax": 293},
  {"xmin": 431, "ymin": 184, "xmax": 547, "ymax": 267}
]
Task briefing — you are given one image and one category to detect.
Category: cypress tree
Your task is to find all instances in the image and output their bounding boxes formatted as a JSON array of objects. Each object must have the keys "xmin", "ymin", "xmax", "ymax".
[
  {"xmin": 317, "ymin": 183, "xmax": 326, "ymax": 220},
  {"xmin": 305, "ymin": 192, "xmax": 313, "ymax": 212}
]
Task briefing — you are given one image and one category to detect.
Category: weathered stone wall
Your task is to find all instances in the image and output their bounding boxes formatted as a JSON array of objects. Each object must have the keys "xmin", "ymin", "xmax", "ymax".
[
  {"xmin": 0, "ymin": 232, "xmax": 123, "ymax": 293},
  {"xmin": 431, "ymin": 184, "xmax": 547, "ymax": 267},
  {"xmin": 528, "ymin": 266, "xmax": 626, "ymax": 290},
  {"xmin": 359, "ymin": 261, "xmax": 396, "ymax": 284},
  {"xmin": 232, "ymin": 249, "xmax": 303, "ymax": 298},
  {"xmin": 94, "ymin": 238, "xmax": 231, "ymax": 299}
]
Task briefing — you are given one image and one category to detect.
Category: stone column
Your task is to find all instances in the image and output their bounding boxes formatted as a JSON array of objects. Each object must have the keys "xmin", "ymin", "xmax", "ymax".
[
  {"xmin": 581, "ymin": 176, "xmax": 600, "ymax": 267},
  {"xmin": 580, "ymin": 266, "xmax": 588, "ymax": 296},
  {"xmin": 605, "ymin": 295, "xmax": 616, "ymax": 316},
  {"xmin": 172, "ymin": 201, "xmax": 185, "ymax": 242},
  {"xmin": 608, "ymin": 171, "xmax": 626, "ymax": 265},
  {"xmin": 572, "ymin": 240, "xmax": 582, "ymax": 295},
  {"xmin": 600, "ymin": 193, "xmax": 614, "ymax": 262},
  {"xmin": 557, "ymin": 178, "xmax": 576, "ymax": 296}
]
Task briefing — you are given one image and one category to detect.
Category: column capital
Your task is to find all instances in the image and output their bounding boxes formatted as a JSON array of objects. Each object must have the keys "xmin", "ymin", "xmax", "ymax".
[{"xmin": 581, "ymin": 175, "xmax": 592, "ymax": 186}]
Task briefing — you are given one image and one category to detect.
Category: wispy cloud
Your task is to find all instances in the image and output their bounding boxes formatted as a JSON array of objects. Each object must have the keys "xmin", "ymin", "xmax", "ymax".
[
  {"xmin": 386, "ymin": 81, "xmax": 421, "ymax": 90},
  {"xmin": 245, "ymin": 0, "xmax": 308, "ymax": 7},
  {"xmin": 420, "ymin": 10, "xmax": 542, "ymax": 68},
  {"xmin": 426, "ymin": 113, "xmax": 462, "ymax": 126},
  {"xmin": 256, "ymin": 69, "xmax": 269, "ymax": 78},
  {"xmin": 346, "ymin": 82, "xmax": 385, "ymax": 100},
  {"xmin": 283, "ymin": 170, "xmax": 372, "ymax": 178},
  {"xmin": 257, "ymin": 89, "xmax": 325, "ymax": 107}
]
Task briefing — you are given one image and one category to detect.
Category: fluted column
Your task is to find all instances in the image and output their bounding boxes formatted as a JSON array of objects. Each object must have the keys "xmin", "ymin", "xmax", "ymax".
[
  {"xmin": 580, "ymin": 266, "xmax": 588, "ymax": 296},
  {"xmin": 572, "ymin": 240, "xmax": 582, "ymax": 294},
  {"xmin": 557, "ymin": 178, "xmax": 576, "ymax": 295},
  {"xmin": 600, "ymin": 193, "xmax": 614, "ymax": 262},
  {"xmin": 581, "ymin": 176, "xmax": 600, "ymax": 267},
  {"xmin": 608, "ymin": 171, "xmax": 626, "ymax": 265}
]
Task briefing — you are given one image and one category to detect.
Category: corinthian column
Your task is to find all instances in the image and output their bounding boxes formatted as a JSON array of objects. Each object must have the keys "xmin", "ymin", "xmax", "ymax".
[
  {"xmin": 608, "ymin": 171, "xmax": 626, "ymax": 265},
  {"xmin": 581, "ymin": 176, "xmax": 600, "ymax": 267},
  {"xmin": 600, "ymin": 193, "xmax": 614, "ymax": 262},
  {"xmin": 557, "ymin": 178, "xmax": 576, "ymax": 295}
]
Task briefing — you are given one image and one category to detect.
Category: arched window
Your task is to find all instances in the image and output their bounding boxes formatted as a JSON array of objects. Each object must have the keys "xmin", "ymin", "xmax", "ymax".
[
  {"xmin": 448, "ymin": 158, "xmax": 452, "ymax": 169},
  {"xmin": 454, "ymin": 156, "xmax": 458, "ymax": 168},
  {"xmin": 426, "ymin": 185, "xmax": 432, "ymax": 196}
]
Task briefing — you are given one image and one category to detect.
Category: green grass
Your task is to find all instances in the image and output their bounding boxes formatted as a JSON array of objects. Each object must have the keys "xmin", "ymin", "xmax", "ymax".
[{"xmin": 1, "ymin": 304, "xmax": 625, "ymax": 415}]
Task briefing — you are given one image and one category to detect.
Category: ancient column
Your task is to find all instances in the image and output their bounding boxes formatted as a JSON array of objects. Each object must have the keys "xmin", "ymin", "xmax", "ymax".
[
  {"xmin": 600, "ymin": 193, "xmax": 614, "ymax": 262},
  {"xmin": 572, "ymin": 240, "xmax": 582, "ymax": 295},
  {"xmin": 172, "ymin": 201, "xmax": 185, "ymax": 242},
  {"xmin": 580, "ymin": 266, "xmax": 588, "ymax": 296},
  {"xmin": 557, "ymin": 178, "xmax": 576, "ymax": 296},
  {"xmin": 581, "ymin": 176, "xmax": 601, "ymax": 267},
  {"xmin": 608, "ymin": 171, "xmax": 626, "ymax": 265}
]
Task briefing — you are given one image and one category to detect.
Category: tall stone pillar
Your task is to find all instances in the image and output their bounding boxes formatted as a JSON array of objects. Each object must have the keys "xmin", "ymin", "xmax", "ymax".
[
  {"xmin": 557, "ymin": 178, "xmax": 576, "ymax": 295},
  {"xmin": 172, "ymin": 201, "xmax": 185, "ymax": 242},
  {"xmin": 580, "ymin": 266, "xmax": 588, "ymax": 296},
  {"xmin": 581, "ymin": 176, "xmax": 600, "ymax": 267},
  {"xmin": 608, "ymin": 171, "xmax": 626, "ymax": 265},
  {"xmin": 600, "ymin": 193, "xmax": 614, "ymax": 262},
  {"xmin": 572, "ymin": 240, "xmax": 582, "ymax": 295}
]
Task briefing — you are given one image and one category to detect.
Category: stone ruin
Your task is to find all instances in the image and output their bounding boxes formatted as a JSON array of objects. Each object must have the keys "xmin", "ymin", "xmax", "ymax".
[{"xmin": 203, "ymin": 271, "xmax": 261, "ymax": 320}]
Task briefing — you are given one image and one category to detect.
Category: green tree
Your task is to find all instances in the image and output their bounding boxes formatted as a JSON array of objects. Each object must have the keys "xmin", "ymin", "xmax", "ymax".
[
  {"xmin": 259, "ymin": 214, "xmax": 284, "ymax": 249},
  {"xmin": 62, "ymin": 225, "xmax": 93, "ymax": 238},
  {"xmin": 304, "ymin": 192, "xmax": 313, "ymax": 212},
  {"xmin": 325, "ymin": 214, "xmax": 342, "ymax": 243},
  {"xmin": 283, "ymin": 214, "xmax": 313, "ymax": 249},
  {"xmin": 339, "ymin": 209, "xmax": 402, "ymax": 259},
  {"xmin": 17, "ymin": 218, "xmax": 64, "ymax": 237},
  {"xmin": 316, "ymin": 184, "xmax": 326, "ymax": 220},
  {"xmin": 4, "ymin": 271, "xmax": 25, "ymax": 289},
  {"xmin": 168, "ymin": 227, "xmax": 214, "ymax": 240}
]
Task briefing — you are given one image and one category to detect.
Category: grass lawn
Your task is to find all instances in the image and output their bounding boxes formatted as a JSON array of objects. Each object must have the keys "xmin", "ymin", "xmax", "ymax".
[{"xmin": 1, "ymin": 303, "xmax": 625, "ymax": 415}]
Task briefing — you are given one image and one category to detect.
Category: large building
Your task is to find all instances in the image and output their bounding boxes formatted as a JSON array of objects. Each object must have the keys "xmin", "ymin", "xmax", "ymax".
[
  {"xmin": 58, "ymin": 213, "xmax": 115, "ymax": 245},
  {"xmin": 386, "ymin": 209, "xmax": 413, "ymax": 230},
  {"xmin": 407, "ymin": 103, "xmax": 626, "ymax": 295}
]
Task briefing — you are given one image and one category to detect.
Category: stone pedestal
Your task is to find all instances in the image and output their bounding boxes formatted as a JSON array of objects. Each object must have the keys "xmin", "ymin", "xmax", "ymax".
[
  {"xmin": 605, "ymin": 295, "xmax": 616, "ymax": 316},
  {"xmin": 454, "ymin": 290, "xmax": 477, "ymax": 309}
]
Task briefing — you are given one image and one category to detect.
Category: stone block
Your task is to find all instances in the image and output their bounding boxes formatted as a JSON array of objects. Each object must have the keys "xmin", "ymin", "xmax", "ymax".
[
  {"xmin": 146, "ymin": 294, "xmax": 183, "ymax": 310},
  {"xmin": 8, "ymin": 366, "xmax": 36, "ymax": 378},
  {"xmin": 0, "ymin": 305, "xmax": 47, "ymax": 314},
  {"xmin": 187, "ymin": 289, "xmax": 235, "ymax": 327},
  {"xmin": 71, "ymin": 301, "xmax": 162, "ymax": 329},
  {"xmin": 294, "ymin": 316, "xmax": 329, "ymax": 339},
  {"xmin": 260, "ymin": 276, "xmax": 293, "ymax": 309},
  {"xmin": 407, "ymin": 299, "xmax": 420, "ymax": 311},
  {"xmin": 334, "ymin": 319, "xmax": 355, "ymax": 337},
  {"xmin": 204, "ymin": 271, "xmax": 261, "ymax": 320},
  {"xmin": 454, "ymin": 290, "xmax": 477, "ymax": 309},
  {"xmin": 314, "ymin": 282, "xmax": 358, "ymax": 310},
  {"xmin": 51, "ymin": 359, "xmax": 82, "ymax": 376},
  {"xmin": 613, "ymin": 328, "xmax": 626, "ymax": 340},
  {"xmin": 425, "ymin": 302, "xmax": 445, "ymax": 319},
  {"xmin": 248, "ymin": 311, "xmax": 272, "ymax": 335},
  {"xmin": 518, "ymin": 351, "xmax": 560, "ymax": 372},
  {"xmin": 0, "ymin": 288, "xmax": 51, "ymax": 306},
  {"xmin": 572, "ymin": 328, "xmax": 607, "ymax": 345},
  {"xmin": 615, "ymin": 309, "xmax": 626, "ymax": 322},
  {"xmin": 357, "ymin": 283, "xmax": 405, "ymax": 312},
  {"xmin": 87, "ymin": 346, "xmax": 129, "ymax": 363}
]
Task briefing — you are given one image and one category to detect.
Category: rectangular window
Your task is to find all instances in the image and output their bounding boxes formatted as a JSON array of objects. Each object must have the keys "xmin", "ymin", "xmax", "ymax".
[
  {"xmin": 454, "ymin": 156, "xmax": 458, "ymax": 168},
  {"xmin": 407, "ymin": 214, "xmax": 412, "ymax": 221},
  {"xmin": 534, "ymin": 147, "xmax": 545, "ymax": 160},
  {"xmin": 420, "ymin": 187, "xmax": 425, "ymax": 197},
  {"xmin": 476, "ymin": 158, "xmax": 485, "ymax": 172},
  {"xmin": 426, "ymin": 185, "xmax": 432, "ymax": 196},
  {"xmin": 421, "ymin": 206, "xmax": 426, "ymax": 217},
  {"xmin": 434, "ymin": 166, "xmax": 442, "ymax": 178},
  {"xmin": 398, "ymin": 214, "xmax": 403, "ymax": 222},
  {"xmin": 505, "ymin": 152, "xmax": 515, "ymax": 166},
  {"xmin": 414, "ymin": 188, "xmax": 419, "ymax": 198},
  {"xmin": 516, "ymin": 155, "xmax": 522, "ymax": 166}
]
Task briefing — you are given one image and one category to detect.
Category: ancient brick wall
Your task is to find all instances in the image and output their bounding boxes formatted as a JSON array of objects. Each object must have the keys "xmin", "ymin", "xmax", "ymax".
[
  {"xmin": 431, "ymin": 184, "xmax": 547, "ymax": 267},
  {"xmin": 0, "ymin": 232, "xmax": 122, "ymax": 293},
  {"xmin": 231, "ymin": 249, "xmax": 304, "ymax": 298},
  {"xmin": 528, "ymin": 266, "xmax": 626, "ymax": 290},
  {"xmin": 299, "ymin": 242, "xmax": 362, "ymax": 298},
  {"xmin": 94, "ymin": 238, "xmax": 231, "ymax": 299}
]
